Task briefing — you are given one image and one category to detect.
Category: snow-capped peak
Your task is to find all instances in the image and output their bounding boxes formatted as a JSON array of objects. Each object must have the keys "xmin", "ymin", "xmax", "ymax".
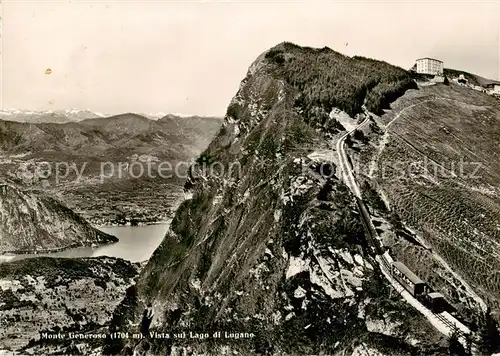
[
  {"xmin": 0, "ymin": 108, "xmax": 106, "ymax": 123},
  {"xmin": 139, "ymin": 112, "xmax": 168, "ymax": 120},
  {"xmin": 140, "ymin": 112, "xmax": 201, "ymax": 120}
]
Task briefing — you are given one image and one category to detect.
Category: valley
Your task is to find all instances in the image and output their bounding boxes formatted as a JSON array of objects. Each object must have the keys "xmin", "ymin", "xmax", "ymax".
[
  {"xmin": 0, "ymin": 113, "xmax": 222, "ymax": 225},
  {"xmin": 0, "ymin": 112, "xmax": 221, "ymax": 353}
]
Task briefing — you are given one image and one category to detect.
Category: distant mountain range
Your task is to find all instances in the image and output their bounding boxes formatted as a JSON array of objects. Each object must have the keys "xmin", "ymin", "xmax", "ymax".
[
  {"xmin": 0, "ymin": 113, "xmax": 222, "ymax": 162},
  {"xmin": 0, "ymin": 112, "xmax": 223, "ymax": 226},
  {"xmin": 0, "ymin": 111, "xmax": 222, "ymax": 253},
  {"xmin": 0, "ymin": 109, "xmax": 206, "ymax": 124},
  {"xmin": 0, "ymin": 109, "xmax": 105, "ymax": 123}
]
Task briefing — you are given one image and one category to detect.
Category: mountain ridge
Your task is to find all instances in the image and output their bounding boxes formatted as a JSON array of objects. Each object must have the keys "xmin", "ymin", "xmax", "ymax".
[
  {"xmin": 0, "ymin": 113, "xmax": 223, "ymax": 225},
  {"xmin": 0, "ymin": 109, "xmax": 223, "ymax": 124},
  {"xmin": 105, "ymin": 43, "xmax": 447, "ymax": 355},
  {"xmin": 0, "ymin": 109, "xmax": 105, "ymax": 124},
  {"xmin": 0, "ymin": 113, "xmax": 222, "ymax": 160}
]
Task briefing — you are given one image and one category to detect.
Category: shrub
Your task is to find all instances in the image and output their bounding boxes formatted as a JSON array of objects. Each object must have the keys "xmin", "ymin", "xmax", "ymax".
[
  {"xmin": 195, "ymin": 152, "xmax": 212, "ymax": 165},
  {"xmin": 369, "ymin": 121, "xmax": 381, "ymax": 134},
  {"xmin": 345, "ymin": 135, "xmax": 353, "ymax": 147},
  {"xmin": 478, "ymin": 308, "xmax": 500, "ymax": 355},
  {"xmin": 353, "ymin": 129, "xmax": 368, "ymax": 143},
  {"xmin": 265, "ymin": 49, "xmax": 285, "ymax": 64},
  {"xmin": 361, "ymin": 181, "xmax": 387, "ymax": 213}
]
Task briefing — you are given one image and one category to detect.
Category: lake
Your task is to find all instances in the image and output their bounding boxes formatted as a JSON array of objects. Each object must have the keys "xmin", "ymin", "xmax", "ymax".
[{"xmin": 0, "ymin": 222, "xmax": 170, "ymax": 263}]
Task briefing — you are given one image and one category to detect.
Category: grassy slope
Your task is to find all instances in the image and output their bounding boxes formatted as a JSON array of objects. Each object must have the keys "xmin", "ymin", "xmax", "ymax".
[
  {"xmin": 369, "ymin": 83, "xmax": 500, "ymax": 315},
  {"xmin": 265, "ymin": 42, "xmax": 417, "ymax": 119}
]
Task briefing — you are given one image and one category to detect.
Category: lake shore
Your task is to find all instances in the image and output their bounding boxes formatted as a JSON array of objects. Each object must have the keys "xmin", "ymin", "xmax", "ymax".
[{"xmin": 0, "ymin": 222, "xmax": 171, "ymax": 263}]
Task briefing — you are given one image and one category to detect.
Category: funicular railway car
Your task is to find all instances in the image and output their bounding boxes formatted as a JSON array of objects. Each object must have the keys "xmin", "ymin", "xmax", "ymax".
[
  {"xmin": 391, "ymin": 261, "xmax": 427, "ymax": 296},
  {"xmin": 354, "ymin": 196, "xmax": 385, "ymax": 255},
  {"xmin": 391, "ymin": 261, "xmax": 460, "ymax": 318},
  {"xmin": 424, "ymin": 292, "xmax": 447, "ymax": 313}
]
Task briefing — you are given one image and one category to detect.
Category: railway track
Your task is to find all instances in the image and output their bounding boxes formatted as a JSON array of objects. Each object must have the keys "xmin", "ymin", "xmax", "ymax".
[
  {"xmin": 357, "ymin": 183, "xmax": 473, "ymax": 344},
  {"xmin": 376, "ymin": 253, "xmax": 468, "ymax": 337},
  {"xmin": 355, "ymin": 197, "xmax": 385, "ymax": 255},
  {"xmin": 336, "ymin": 115, "xmax": 475, "ymax": 350}
]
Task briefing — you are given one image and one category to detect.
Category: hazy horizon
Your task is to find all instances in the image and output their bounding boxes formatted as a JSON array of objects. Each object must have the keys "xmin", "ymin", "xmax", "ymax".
[{"xmin": 2, "ymin": 0, "xmax": 499, "ymax": 116}]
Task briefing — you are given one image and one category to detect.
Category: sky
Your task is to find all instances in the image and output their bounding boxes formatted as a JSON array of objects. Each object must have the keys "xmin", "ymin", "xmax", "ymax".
[{"xmin": 1, "ymin": 0, "xmax": 499, "ymax": 116}]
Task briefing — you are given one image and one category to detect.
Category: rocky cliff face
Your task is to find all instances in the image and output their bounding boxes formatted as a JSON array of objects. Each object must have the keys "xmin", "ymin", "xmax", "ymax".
[
  {"xmin": 0, "ymin": 184, "xmax": 117, "ymax": 253},
  {"xmin": 109, "ymin": 43, "xmax": 445, "ymax": 355}
]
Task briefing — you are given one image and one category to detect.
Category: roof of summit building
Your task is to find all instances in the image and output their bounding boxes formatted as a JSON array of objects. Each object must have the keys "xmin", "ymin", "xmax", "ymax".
[{"xmin": 416, "ymin": 57, "xmax": 443, "ymax": 63}]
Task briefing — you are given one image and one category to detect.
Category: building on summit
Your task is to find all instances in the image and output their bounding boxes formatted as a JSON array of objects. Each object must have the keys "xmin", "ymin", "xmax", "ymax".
[
  {"xmin": 415, "ymin": 57, "xmax": 443, "ymax": 75},
  {"xmin": 486, "ymin": 83, "xmax": 500, "ymax": 95},
  {"xmin": 457, "ymin": 74, "xmax": 468, "ymax": 85}
]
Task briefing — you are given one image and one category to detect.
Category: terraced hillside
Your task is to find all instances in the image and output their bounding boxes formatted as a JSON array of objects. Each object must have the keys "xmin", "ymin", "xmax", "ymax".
[{"xmin": 360, "ymin": 83, "xmax": 500, "ymax": 316}]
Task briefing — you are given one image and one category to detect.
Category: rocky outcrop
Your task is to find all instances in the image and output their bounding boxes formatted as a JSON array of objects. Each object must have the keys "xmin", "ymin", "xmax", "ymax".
[{"xmin": 0, "ymin": 184, "xmax": 117, "ymax": 253}]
